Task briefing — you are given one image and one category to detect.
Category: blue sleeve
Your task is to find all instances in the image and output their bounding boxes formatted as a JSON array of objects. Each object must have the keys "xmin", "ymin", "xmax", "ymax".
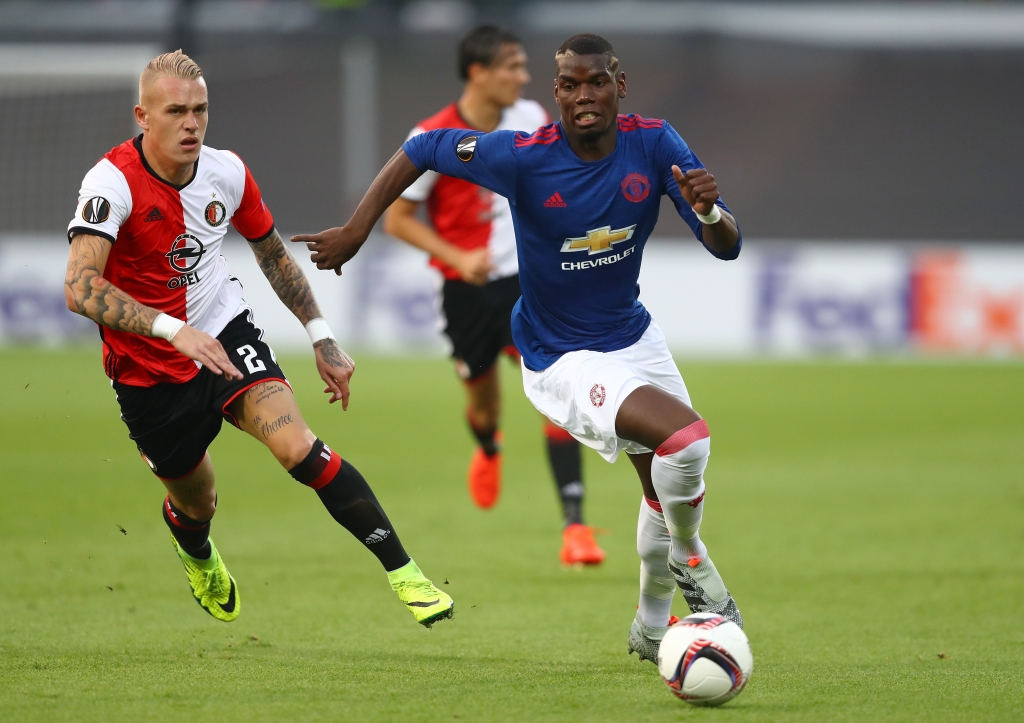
[
  {"xmin": 402, "ymin": 128, "xmax": 518, "ymax": 203},
  {"xmin": 658, "ymin": 122, "xmax": 742, "ymax": 260}
]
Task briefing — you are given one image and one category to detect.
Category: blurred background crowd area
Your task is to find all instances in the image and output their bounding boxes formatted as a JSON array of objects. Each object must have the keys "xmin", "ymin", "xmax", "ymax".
[{"xmin": 1, "ymin": 0, "xmax": 1022, "ymax": 356}]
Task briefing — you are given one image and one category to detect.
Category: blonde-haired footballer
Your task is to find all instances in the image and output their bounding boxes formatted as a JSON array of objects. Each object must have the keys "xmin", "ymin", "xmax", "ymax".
[{"xmin": 64, "ymin": 51, "xmax": 453, "ymax": 627}]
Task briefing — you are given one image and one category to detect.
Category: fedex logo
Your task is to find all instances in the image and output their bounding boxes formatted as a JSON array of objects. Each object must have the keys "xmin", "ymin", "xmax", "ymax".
[{"xmin": 755, "ymin": 250, "xmax": 910, "ymax": 354}]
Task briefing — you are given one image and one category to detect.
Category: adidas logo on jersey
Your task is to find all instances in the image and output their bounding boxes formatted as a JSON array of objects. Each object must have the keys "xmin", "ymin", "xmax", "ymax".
[
  {"xmin": 365, "ymin": 528, "xmax": 390, "ymax": 545},
  {"xmin": 544, "ymin": 192, "xmax": 567, "ymax": 208},
  {"xmin": 144, "ymin": 207, "xmax": 165, "ymax": 222}
]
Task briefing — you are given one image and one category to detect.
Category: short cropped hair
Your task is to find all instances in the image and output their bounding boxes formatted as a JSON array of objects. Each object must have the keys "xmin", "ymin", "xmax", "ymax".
[
  {"xmin": 555, "ymin": 33, "xmax": 619, "ymax": 74},
  {"xmin": 458, "ymin": 26, "xmax": 522, "ymax": 81},
  {"xmin": 139, "ymin": 50, "xmax": 203, "ymax": 102}
]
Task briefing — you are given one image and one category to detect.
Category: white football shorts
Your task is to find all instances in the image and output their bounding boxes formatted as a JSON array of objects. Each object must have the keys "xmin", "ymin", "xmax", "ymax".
[{"xmin": 521, "ymin": 320, "xmax": 691, "ymax": 462}]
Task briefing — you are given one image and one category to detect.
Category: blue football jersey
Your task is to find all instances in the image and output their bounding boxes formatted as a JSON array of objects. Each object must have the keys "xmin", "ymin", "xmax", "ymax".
[{"xmin": 403, "ymin": 115, "xmax": 742, "ymax": 371}]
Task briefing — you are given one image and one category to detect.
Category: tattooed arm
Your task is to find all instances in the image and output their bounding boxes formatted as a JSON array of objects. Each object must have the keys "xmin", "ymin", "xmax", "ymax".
[
  {"xmin": 249, "ymin": 228, "xmax": 356, "ymax": 408},
  {"xmin": 65, "ymin": 233, "xmax": 242, "ymax": 378}
]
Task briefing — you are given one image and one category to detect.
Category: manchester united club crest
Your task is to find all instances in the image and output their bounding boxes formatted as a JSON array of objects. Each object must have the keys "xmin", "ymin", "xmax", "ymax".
[
  {"xmin": 621, "ymin": 172, "xmax": 650, "ymax": 203},
  {"xmin": 590, "ymin": 383, "xmax": 607, "ymax": 407},
  {"xmin": 204, "ymin": 200, "xmax": 227, "ymax": 227}
]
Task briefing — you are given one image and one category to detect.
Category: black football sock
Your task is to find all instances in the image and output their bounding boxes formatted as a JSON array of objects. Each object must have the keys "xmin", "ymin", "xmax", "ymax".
[
  {"xmin": 289, "ymin": 439, "xmax": 410, "ymax": 572},
  {"xmin": 467, "ymin": 411, "xmax": 500, "ymax": 458},
  {"xmin": 162, "ymin": 495, "xmax": 212, "ymax": 559},
  {"xmin": 545, "ymin": 423, "xmax": 585, "ymax": 526}
]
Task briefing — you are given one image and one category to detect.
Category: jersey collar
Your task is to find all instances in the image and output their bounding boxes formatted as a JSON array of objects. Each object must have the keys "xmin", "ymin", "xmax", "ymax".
[{"xmin": 133, "ymin": 134, "xmax": 199, "ymax": 191}]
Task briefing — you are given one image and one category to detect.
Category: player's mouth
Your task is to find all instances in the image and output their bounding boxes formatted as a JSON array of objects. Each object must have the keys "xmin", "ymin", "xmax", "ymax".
[
  {"xmin": 574, "ymin": 111, "xmax": 601, "ymax": 127},
  {"xmin": 180, "ymin": 137, "xmax": 199, "ymax": 152}
]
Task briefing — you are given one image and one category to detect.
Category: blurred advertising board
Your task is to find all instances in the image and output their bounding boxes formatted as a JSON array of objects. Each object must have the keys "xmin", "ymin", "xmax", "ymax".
[{"xmin": 2, "ymin": 235, "xmax": 1022, "ymax": 358}]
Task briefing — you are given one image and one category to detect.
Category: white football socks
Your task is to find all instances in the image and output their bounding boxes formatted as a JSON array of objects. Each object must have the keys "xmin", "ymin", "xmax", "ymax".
[
  {"xmin": 636, "ymin": 497, "xmax": 675, "ymax": 628},
  {"xmin": 651, "ymin": 419, "xmax": 730, "ymax": 605}
]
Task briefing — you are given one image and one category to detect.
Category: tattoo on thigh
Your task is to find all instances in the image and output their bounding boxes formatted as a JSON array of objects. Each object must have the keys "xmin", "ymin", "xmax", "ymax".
[
  {"xmin": 257, "ymin": 413, "xmax": 293, "ymax": 439},
  {"xmin": 249, "ymin": 382, "xmax": 286, "ymax": 406}
]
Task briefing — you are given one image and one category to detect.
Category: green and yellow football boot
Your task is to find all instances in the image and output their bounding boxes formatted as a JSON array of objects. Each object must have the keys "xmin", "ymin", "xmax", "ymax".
[
  {"xmin": 387, "ymin": 559, "xmax": 454, "ymax": 628},
  {"xmin": 170, "ymin": 534, "xmax": 240, "ymax": 622}
]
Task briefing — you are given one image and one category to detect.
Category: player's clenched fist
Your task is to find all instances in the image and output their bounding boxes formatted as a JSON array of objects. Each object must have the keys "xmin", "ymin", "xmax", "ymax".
[
  {"xmin": 170, "ymin": 324, "xmax": 243, "ymax": 380},
  {"xmin": 291, "ymin": 226, "xmax": 367, "ymax": 276},
  {"xmin": 673, "ymin": 165, "xmax": 720, "ymax": 217}
]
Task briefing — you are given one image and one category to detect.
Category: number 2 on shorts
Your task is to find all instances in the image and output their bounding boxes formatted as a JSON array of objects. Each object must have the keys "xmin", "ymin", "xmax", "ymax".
[{"xmin": 236, "ymin": 344, "xmax": 266, "ymax": 374}]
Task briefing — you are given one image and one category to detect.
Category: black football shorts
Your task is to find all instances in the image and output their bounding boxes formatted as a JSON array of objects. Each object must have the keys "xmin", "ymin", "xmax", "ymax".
[
  {"xmin": 113, "ymin": 311, "xmax": 288, "ymax": 479},
  {"xmin": 441, "ymin": 273, "xmax": 522, "ymax": 381}
]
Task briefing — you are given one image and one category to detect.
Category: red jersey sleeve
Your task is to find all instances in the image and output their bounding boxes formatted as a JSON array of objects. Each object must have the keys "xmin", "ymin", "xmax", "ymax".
[{"xmin": 231, "ymin": 164, "xmax": 275, "ymax": 241}]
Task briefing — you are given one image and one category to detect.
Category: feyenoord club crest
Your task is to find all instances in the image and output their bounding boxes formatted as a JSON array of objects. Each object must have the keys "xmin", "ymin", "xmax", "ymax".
[
  {"xmin": 621, "ymin": 172, "xmax": 650, "ymax": 203},
  {"xmin": 590, "ymin": 383, "xmax": 607, "ymax": 407},
  {"xmin": 82, "ymin": 196, "xmax": 110, "ymax": 224},
  {"xmin": 456, "ymin": 135, "xmax": 478, "ymax": 162},
  {"xmin": 165, "ymin": 233, "xmax": 206, "ymax": 273},
  {"xmin": 204, "ymin": 200, "xmax": 227, "ymax": 227}
]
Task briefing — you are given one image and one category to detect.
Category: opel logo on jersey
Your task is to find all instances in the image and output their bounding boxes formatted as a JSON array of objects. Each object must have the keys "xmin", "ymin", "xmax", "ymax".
[
  {"xmin": 561, "ymin": 225, "xmax": 636, "ymax": 255},
  {"xmin": 621, "ymin": 173, "xmax": 650, "ymax": 203},
  {"xmin": 165, "ymin": 233, "xmax": 206, "ymax": 273},
  {"xmin": 82, "ymin": 197, "xmax": 110, "ymax": 224},
  {"xmin": 456, "ymin": 135, "xmax": 478, "ymax": 162},
  {"xmin": 204, "ymin": 200, "xmax": 227, "ymax": 227}
]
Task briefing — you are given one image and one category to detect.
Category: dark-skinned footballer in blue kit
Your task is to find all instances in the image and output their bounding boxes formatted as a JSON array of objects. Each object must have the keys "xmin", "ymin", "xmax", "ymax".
[{"xmin": 294, "ymin": 34, "xmax": 744, "ymax": 663}]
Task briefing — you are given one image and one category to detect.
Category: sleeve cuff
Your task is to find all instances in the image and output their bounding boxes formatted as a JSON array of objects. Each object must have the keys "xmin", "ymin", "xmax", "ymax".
[
  {"xmin": 68, "ymin": 227, "xmax": 115, "ymax": 244},
  {"xmin": 244, "ymin": 224, "xmax": 277, "ymax": 244}
]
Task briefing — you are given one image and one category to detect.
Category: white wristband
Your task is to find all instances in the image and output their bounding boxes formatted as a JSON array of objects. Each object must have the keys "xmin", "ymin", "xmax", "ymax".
[
  {"xmin": 694, "ymin": 204, "xmax": 722, "ymax": 225},
  {"xmin": 152, "ymin": 313, "xmax": 185, "ymax": 341},
  {"xmin": 305, "ymin": 318, "xmax": 335, "ymax": 344}
]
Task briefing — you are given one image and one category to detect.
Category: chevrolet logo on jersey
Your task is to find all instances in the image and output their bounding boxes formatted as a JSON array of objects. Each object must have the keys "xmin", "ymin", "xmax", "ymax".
[{"xmin": 560, "ymin": 225, "xmax": 636, "ymax": 255}]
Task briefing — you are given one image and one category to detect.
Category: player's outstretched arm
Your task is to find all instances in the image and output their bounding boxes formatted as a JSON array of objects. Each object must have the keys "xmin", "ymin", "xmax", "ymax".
[
  {"xmin": 64, "ymin": 233, "xmax": 243, "ymax": 379},
  {"xmin": 672, "ymin": 165, "xmax": 741, "ymax": 257},
  {"xmin": 291, "ymin": 149, "xmax": 424, "ymax": 275},
  {"xmin": 383, "ymin": 198, "xmax": 493, "ymax": 285},
  {"xmin": 249, "ymin": 228, "xmax": 355, "ymax": 408}
]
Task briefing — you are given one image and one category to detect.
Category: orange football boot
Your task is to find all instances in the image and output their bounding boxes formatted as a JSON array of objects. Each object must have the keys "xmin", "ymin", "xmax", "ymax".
[
  {"xmin": 467, "ymin": 441, "xmax": 502, "ymax": 509},
  {"xmin": 560, "ymin": 523, "xmax": 606, "ymax": 565}
]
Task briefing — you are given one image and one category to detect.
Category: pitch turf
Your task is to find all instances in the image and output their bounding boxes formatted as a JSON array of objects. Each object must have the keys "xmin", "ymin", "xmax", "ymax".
[{"xmin": 1, "ymin": 348, "xmax": 1022, "ymax": 722}]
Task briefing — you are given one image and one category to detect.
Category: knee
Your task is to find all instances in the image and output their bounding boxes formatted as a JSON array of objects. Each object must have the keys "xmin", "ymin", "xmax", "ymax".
[
  {"xmin": 274, "ymin": 434, "xmax": 316, "ymax": 471},
  {"xmin": 653, "ymin": 420, "xmax": 711, "ymax": 465},
  {"xmin": 175, "ymin": 494, "xmax": 217, "ymax": 523}
]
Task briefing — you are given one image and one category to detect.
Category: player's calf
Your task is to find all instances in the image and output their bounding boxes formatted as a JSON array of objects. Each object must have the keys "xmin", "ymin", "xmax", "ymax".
[{"xmin": 289, "ymin": 438, "xmax": 454, "ymax": 625}]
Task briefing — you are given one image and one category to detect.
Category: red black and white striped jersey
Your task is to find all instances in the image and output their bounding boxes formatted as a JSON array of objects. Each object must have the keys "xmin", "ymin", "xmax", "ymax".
[
  {"xmin": 67, "ymin": 135, "xmax": 275, "ymax": 387},
  {"xmin": 400, "ymin": 99, "xmax": 548, "ymax": 281}
]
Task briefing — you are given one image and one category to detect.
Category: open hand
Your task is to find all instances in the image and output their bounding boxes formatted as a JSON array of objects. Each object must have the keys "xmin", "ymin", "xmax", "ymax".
[
  {"xmin": 291, "ymin": 226, "xmax": 367, "ymax": 276},
  {"xmin": 313, "ymin": 338, "xmax": 355, "ymax": 409},
  {"xmin": 673, "ymin": 165, "xmax": 720, "ymax": 217},
  {"xmin": 170, "ymin": 325, "xmax": 243, "ymax": 379}
]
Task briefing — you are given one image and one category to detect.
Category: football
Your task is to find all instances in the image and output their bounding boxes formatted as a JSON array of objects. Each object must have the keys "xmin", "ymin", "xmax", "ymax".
[{"xmin": 656, "ymin": 613, "xmax": 754, "ymax": 707}]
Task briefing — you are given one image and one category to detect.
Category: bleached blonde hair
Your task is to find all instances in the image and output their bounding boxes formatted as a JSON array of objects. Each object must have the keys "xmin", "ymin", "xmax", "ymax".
[{"xmin": 139, "ymin": 50, "xmax": 204, "ymax": 103}]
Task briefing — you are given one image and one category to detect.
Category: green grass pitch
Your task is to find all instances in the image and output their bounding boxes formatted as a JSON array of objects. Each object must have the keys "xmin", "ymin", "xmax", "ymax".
[{"xmin": 1, "ymin": 347, "xmax": 1022, "ymax": 722}]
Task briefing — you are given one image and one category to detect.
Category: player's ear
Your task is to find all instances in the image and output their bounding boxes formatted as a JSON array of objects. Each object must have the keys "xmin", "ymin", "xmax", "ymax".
[
  {"xmin": 617, "ymin": 71, "xmax": 627, "ymax": 99},
  {"xmin": 134, "ymin": 104, "xmax": 149, "ymax": 131},
  {"xmin": 467, "ymin": 61, "xmax": 488, "ymax": 84}
]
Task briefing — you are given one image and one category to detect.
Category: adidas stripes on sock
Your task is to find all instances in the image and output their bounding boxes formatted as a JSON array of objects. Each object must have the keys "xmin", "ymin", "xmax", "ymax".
[
  {"xmin": 162, "ymin": 495, "xmax": 212, "ymax": 560},
  {"xmin": 289, "ymin": 439, "xmax": 410, "ymax": 572},
  {"xmin": 544, "ymin": 421, "xmax": 585, "ymax": 526},
  {"xmin": 636, "ymin": 496, "xmax": 675, "ymax": 628}
]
